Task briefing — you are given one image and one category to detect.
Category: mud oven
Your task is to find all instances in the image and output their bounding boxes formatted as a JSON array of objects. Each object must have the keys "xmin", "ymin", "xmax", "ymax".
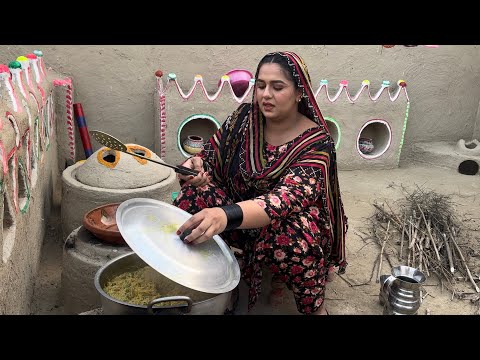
[{"xmin": 60, "ymin": 145, "xmax": 177, "ymax": 314}]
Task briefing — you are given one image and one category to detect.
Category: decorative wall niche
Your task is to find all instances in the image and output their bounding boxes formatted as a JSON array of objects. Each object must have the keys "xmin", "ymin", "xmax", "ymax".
[
  {"xmin": 356, "ymin": 119, "xmax": 392, "ymax": 159},
  {"xmin": 17, "ymin": 158, "xmax": 30, "ymax": 214},
  {"xmin": 324, "ymin": 116, "xmax": 341, "ymax": 150},
  {"xmin": 177, "ymin": 114, "xmax": 220, "ymax": 158},
  {"xmin": 1, "ymin": 184, "xmax": 16, "ymax": 264}
]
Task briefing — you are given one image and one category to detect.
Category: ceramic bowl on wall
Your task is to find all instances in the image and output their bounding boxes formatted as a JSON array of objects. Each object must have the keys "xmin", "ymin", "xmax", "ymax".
[
  {"xmin": 218, "ymin": 69, "xmax": 253, "ymax": 97},
  {"xmin": 183, "ymin": 135, "xmax": 204, "ymax": 155},
  {"xmin": 359, "ymin": 137, "xmax": 375, "ymax": 154},
  {"xmin": 83, "ymin": 203, "xmax": 126, "ymax": 245}
]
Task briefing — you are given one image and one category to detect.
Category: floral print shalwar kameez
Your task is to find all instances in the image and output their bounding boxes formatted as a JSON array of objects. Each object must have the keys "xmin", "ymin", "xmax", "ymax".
[{"xmin": 174, "ymin": 52, "xmax": 347, "ymax": 314}]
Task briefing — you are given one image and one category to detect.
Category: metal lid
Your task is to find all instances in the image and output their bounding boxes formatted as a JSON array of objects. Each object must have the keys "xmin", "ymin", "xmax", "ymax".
[{"xmin": 116, "ymin": 198, "xmax": 240, "ymax": 294}]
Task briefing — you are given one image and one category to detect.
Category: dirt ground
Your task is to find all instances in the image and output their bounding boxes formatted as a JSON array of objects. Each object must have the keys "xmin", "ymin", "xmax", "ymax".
[{"xmin": 30, "ymin": 164, "xmax": 480, "ymax": 315}]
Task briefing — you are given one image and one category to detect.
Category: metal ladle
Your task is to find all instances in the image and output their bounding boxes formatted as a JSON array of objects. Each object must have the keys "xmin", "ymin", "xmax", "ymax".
[{"xmin": 89, "ymin": 130, "xmax": 199, "ymax": 176}]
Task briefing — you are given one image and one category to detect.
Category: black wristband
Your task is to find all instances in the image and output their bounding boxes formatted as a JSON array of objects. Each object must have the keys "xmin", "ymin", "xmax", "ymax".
[{"xmin": 220, "ymin": 204, "xmax": 244, "ymax": 231}]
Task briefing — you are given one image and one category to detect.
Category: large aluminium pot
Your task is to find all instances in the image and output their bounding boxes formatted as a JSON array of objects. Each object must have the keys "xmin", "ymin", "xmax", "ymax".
[{"xmin": 94, "ymin": 252, "xmax": 232, "ymax": 315}]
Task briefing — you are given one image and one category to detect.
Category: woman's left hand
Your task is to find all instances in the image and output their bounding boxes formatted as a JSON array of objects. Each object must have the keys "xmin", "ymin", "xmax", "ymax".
[{"xmin": 177, "ymin": 207, "xmax": 227, "ymax": 245}]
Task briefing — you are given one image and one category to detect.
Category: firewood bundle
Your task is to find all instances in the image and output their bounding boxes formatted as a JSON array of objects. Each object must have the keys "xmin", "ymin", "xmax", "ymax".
[{"xmin": 370, "ymin": 186, "xmax": 479, "ymax": 294}]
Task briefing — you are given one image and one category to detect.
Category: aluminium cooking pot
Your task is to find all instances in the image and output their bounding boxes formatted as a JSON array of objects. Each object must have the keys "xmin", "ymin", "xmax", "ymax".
[{"xmin": 94, "ymin": 252, "xmax": 233, "ymax": 315}]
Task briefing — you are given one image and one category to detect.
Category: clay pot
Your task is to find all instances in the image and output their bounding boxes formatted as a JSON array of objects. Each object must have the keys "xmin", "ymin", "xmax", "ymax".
[
  {"xmin": 83, "ymin": 203, "xmax": 126, "ymax": 245},
  {"xmin": 183, "ymin": 135, "xmax": 204, "ymax": 155},
  {"xmin": 359, "ymin": 137, "xmax": 375, "ymax": 154}
]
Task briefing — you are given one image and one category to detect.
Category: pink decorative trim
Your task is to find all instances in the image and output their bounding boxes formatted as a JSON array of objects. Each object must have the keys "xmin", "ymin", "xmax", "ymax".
[
  {"xmin": 161, "ymin": 76, "xmax": 409, "ymax": 104},
  {"xmin": 7, "ymin": 147, "xmax": 15, "ymax": 160},
  {"xmin": 53, "ymin": 79, "xmax": 70, "ymax": 86},
  {"xmin": 26, "ymin": 54, "xmax": 41, "ymax": 82},
  {"xmin": 6, "ymin": 76, "xmax": 22, "ymax": 113},
  {"xmin": 38, "ymin": 57, "xmax": 47, "ymax": 78},
  {"xmin": 22, "ymin": 129, "xmax": 31, "ymax": 179},
  {"xmin": 22, "ymin": 99, "xmax": 33, "ymax": 138},
  {"xmin": 37, "ymin": 83, "xmax": 46, "ymax": 105},
  {"xmin": 6, "ymin": 152, "xmax": 19, "ymax": 212},
  {"xmin": 166, "ymin": 76, "xmax": 254, "ymax": 103},
  {"xmin": 10, "ymin": 68, "xmax": 28, "ymax": 99},
  {"xmin": 156, "ymin": 74, "xmax": 167, "ymax": 159},
  {"xmin": 48, "ymin": 94, "xmax": 55, "ymax": 141},
  {"xmin": 27, "ymin": 55, "xmax": 46, "ymax": 105},
  {"xmin": 160, "ymin": 95, "xmax": 167, "ymax": 159},
  {"xmin": 25, "ymin": 66, "xmax": 35, "ymax": 94},
  {"xmin": 0, "ymin": 67, "xmax": 22, "ymax": 113},
  {"xmin": 0, "ymin": 141, "xmax": 6, "ymax": 176},
  {"xmin": 314, "ymin": 81, "xmax": 409, "ymax": 103},
  {"xmin": 53, "ymin": 78, "xmax": 75, "ymax": 161},
  {"xmin": 29, "ymin": 91, "xmax": 40, "ymax": 113},
  {"xmin": 27, "ymin": 91, "xmax": 43, "ymax": 154},
  {"xmin": 6, "ymin": 112, "xmax": 20, "ymax": 148}
]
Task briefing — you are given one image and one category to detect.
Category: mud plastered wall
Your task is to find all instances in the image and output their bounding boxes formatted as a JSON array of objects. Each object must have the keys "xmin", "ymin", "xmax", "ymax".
[
  {"xmin": 155, "ymin": 72, "xmax": 251, "ymax": 165},
  {"xmin": 316, "ymin": 80, "xmax": 409, "ymax": 170},
  {"xmin": 4, "ymin": 46, "xmax": 478, "ymax": 163},
  {"xmin": 0, "ymin": 51, "xmax": 72, "ymax": 314},
  {"xmin": 475, "ymin": 109, "xmax": 480, "ymax": 141},
  {"xmin": 154, "ymin": 72, "xmax": 409, "ymax": 170}
]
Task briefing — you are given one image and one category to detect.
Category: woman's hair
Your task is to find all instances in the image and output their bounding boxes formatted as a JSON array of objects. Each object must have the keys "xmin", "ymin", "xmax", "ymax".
[{"xmin": 256, "ymin": 53, "xmax": 298, "ymax": 89}]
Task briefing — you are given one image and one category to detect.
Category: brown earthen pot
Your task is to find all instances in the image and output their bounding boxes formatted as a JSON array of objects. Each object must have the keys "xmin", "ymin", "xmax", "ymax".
[{"xmin": 83, "ymin": 203, "xmax": 126, "ymax": 245}]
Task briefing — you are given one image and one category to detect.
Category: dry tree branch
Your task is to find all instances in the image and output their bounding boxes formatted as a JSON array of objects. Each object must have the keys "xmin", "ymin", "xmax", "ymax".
[
  {"xmin": 368, "ymin": 184, "xmax": 479, "ymax": 301},
  {"xmin": 450, "ymin": 236, "xmax": 480, "ymax": 293},
  {"xmin": 400, "ymin": 213, "xmax": 406, "ymax": 260},
  {"xmin": 377, "ymin": 220, "xmax": 390, "ymax": 283}
]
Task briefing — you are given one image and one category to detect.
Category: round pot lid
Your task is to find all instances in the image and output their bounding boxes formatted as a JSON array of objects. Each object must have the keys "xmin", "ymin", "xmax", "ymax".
[{"xmin": 116, "ymin": 198, "xmax": 240, "ymax": 294}]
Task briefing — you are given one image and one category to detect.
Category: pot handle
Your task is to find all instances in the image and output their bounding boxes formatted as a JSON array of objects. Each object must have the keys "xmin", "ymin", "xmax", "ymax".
[{"xmin": 147, "ymin": 296, "xmax": 193, "ymax": 315}]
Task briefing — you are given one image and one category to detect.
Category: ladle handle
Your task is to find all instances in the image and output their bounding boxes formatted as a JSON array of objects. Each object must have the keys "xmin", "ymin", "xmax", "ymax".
[
  {"xmin": 124, "ymin": 151, "xmax": 199, "ymax": 176},
  {"xmin": 175, "ymin": 165, "xmax": 201, "ymax": 177}
]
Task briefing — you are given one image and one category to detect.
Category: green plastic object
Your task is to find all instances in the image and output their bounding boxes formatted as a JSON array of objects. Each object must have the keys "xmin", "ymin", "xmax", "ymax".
[{"xmin": 171, "ymin": 191, "xmax": 179, "ymax": 201}]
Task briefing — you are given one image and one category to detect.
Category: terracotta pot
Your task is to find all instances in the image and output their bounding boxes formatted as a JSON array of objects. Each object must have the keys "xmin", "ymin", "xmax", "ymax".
[
  {"xmin": 83, "ymin": 203, "xmax": 126, "ymax": 245},
  {"xmin": 183, "ymin": 135, "xmax": 204, "ymax": 155}
]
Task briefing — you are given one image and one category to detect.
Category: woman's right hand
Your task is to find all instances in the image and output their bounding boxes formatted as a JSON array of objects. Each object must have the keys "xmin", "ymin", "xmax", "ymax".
[{"xmin": 178, "ymin": 156, "xmax": 211, "ymax": 187}]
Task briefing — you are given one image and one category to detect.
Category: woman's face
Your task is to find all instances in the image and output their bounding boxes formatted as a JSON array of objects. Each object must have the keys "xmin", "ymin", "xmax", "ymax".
[{"xmin": 255, "ymin": 63, "xmax": 301, "ymax": 122}]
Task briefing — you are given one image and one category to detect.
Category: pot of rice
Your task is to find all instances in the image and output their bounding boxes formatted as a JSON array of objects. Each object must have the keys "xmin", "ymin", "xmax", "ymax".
[{"xmin": 94, "ymin": 252, "xmax": 233, "ymax": 315}]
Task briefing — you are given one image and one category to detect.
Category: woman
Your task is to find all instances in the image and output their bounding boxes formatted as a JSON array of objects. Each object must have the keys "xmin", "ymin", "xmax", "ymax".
[{"xmin": 174, "ymin": 51, "xmax": 347, "ymax": 315}]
